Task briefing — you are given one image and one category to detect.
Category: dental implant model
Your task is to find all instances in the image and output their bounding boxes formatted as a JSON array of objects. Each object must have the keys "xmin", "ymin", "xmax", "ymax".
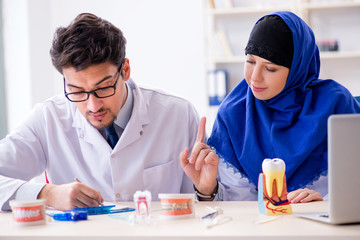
[{"xmin": 258, "ymin": 158, "xmax": 292, "ymax": 215}]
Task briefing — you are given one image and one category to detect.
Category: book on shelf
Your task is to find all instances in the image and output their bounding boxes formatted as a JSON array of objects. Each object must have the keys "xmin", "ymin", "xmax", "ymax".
[
  {"xmin": 208, "ymin": 0, "xmax": 216, "ymax": 9},
  {"xmin": 208, "ymin": 34, "xmax": 224, "ymax": 58},
  {"xmin": 208, "ymin": 30, "xmax": 233, "ymax": 58},
  {"xmin": 222, "ymin": 0, "xmax": 233, "ymax": 9},
  {"xmin": 208, "ymin": 0, "xmax": 233, "ymax": 9},
  {"xmin": 214, "ymin": 30, "xmax": 234, "ymax": 58}
]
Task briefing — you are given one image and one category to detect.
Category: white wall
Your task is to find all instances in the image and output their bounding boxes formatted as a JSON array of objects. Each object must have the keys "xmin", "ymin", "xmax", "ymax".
[
  {"xmin": 3, "ymin": 0, "xmax": 32, "ymax": 132},
  {"xmin": 3, "ymin": 0, "xmax": 207, "ymax": 133}
]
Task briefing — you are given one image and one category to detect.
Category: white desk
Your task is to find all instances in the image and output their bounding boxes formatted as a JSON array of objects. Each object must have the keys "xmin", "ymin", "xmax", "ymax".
[{"xmin": 1, "ymin": 201, "xmax": 359, "ymax": 240}]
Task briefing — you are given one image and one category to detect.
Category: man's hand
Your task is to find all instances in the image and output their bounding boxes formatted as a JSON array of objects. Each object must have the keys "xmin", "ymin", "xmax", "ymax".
[
  {"xmin": 38, "ymin": 182, "xmax": 104, "ymax": 210},
  {"xmin": 180, "ymin": 117, "xmax": 219, "ymax": 196}
]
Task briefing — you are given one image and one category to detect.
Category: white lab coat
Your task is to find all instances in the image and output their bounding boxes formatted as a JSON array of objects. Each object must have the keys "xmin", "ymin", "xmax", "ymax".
[{"xmin": 0, "ymin": 79, "xmax": 199, "ymax": 210}]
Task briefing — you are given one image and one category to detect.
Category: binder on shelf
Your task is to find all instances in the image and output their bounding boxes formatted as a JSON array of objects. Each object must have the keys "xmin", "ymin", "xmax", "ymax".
[{"xmin": 208, "ymin": 69, "xmax": 228, "ymax": 106}]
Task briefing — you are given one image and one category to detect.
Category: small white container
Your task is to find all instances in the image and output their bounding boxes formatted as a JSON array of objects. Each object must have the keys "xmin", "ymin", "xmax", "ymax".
[
  {"xmin": 9, "ymin": 199, "xmax": 46, "ymax": 226},
  {"xmin": 158, "ymin": 193, "xmax": 195, "ymax": 220}
]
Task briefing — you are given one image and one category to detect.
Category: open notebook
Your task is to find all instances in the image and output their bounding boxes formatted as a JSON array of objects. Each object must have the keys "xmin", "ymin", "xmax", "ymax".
[{"xmin": 295, "ymin": 114, "xmax": 360, "ymax": 224}]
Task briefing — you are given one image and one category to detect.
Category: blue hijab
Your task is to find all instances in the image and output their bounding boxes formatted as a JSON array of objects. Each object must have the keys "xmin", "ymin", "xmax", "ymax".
[{"xmin": 208, "ymin": 11, "xmax": 360, "ymax": 191}]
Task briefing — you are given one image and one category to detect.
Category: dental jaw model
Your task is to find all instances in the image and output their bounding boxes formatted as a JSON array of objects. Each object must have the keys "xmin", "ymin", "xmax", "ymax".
[{"xmin": 258, "ymin": 158, "xmax": 292, "ymax": 215}]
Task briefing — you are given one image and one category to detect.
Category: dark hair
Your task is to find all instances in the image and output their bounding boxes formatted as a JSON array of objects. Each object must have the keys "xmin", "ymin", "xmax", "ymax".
[{"xmin": 50, "ymin": 13, "xmax": 126, "ymax": 74}]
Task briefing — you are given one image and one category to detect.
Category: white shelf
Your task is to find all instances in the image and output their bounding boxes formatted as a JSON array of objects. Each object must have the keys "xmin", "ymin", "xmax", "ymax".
[
  {"xmin": 205, "ymin": 1, "xmax": 360, "ymax": 15},
  {"xmin": 205, "ymin": 6, "xmax": 294, "ymax": 16},
  {"xmin": 319, "ymin": 51, "xmax": 360, "ymax": 59},
  {"xmin": 208, "ymin": 51, "xmax": 360, "ymax": 64},
  {"xmin": 303, "ymin": 1, "xmax": 360, "ymax": 10}
]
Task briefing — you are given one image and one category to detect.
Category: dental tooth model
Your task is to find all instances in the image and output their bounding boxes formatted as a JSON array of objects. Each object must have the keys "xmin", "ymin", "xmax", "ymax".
[
  {"xmin": 134, "ymin": 190, "xmax": 152, "ymax": 221},
  {"xmin": 258, "ymin": 158, "xmax": 292, "ymax": 215}
]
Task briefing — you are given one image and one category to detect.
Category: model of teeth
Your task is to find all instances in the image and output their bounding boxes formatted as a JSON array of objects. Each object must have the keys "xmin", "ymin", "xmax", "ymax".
[{"xmin": 262, "ymin": 158, "xmax": 285, "ymax": 198}]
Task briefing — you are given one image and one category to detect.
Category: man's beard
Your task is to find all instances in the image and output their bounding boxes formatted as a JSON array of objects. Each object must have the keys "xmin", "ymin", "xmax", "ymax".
[{"xmin": 86, "ymin": 108, "xmax": 117, "ymax": 130}]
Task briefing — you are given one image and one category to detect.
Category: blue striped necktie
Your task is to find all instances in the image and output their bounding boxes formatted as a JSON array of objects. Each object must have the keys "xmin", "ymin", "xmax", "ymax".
[{"xmin": 105, "ymin": 124, "xmax": 119, "ymax": 149}]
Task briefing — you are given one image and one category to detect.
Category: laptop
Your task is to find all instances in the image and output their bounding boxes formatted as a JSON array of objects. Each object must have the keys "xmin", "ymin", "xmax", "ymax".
[{"xmin": 295, "ymin": 114, "xmax": 360, "ymax": 224}]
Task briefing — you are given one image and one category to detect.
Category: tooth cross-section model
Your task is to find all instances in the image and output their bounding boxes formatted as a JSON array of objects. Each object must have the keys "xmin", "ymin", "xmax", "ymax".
[
  {"xmin": 262, "ymin": 158, "xmax": 285, "ymax": 198},
  {"xmin": 258, "ymin": 158, "xmax": 292, "ymax": 215}
]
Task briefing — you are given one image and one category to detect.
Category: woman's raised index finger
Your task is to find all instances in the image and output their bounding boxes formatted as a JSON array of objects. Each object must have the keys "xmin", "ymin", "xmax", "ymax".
[{"xmin": 196, "ymin": 117, "xmax": 206, "ymax": 143}]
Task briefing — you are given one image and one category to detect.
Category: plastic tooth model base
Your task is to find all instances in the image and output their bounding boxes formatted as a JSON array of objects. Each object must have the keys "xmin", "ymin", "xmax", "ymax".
[{"xmin": 258, "ymin": 158, "xmax": 292, "ymax": 215}]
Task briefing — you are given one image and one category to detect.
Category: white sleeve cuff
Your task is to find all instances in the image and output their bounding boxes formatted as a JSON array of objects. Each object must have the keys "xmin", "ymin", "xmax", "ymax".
[{"xmin": 15, "ymin": 182, "xmax": 47, "ymax": 201}]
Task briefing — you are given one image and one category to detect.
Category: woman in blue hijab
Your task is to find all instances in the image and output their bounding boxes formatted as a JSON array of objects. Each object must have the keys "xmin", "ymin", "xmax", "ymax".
[{"xmin": 180, "ymin": 11, "xmax": 360, "ymax": 202}]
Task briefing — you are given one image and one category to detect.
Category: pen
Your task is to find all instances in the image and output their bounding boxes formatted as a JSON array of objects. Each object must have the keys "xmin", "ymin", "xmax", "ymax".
[
  {"xmin": 74, "ymin": 177, "xmax": 81, "ymax": 183},
  {"xmin": 74, "ymin": 177, "xmax": 104, "ymax": 206},
  {"xmin": 72, "ymin": 205, "xmax": 135, "ymax": 215}
]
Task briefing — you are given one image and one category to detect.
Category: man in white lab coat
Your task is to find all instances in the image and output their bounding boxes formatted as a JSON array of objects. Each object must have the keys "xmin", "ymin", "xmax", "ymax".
[{"xmin": 0, "ymin": 13, "xmax": 199, "ymax": 211}]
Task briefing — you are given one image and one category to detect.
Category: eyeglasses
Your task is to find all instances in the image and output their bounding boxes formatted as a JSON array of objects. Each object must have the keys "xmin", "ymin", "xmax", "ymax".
[{"xmin": 64, "ymin": 64, "xmax": 123, "ymax": 102}]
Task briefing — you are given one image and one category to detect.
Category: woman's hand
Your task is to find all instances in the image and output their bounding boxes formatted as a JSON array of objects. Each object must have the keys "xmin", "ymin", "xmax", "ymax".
[{"xmin": 287, "ymin": 188, "xmax": 323, "ymax": 203}]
